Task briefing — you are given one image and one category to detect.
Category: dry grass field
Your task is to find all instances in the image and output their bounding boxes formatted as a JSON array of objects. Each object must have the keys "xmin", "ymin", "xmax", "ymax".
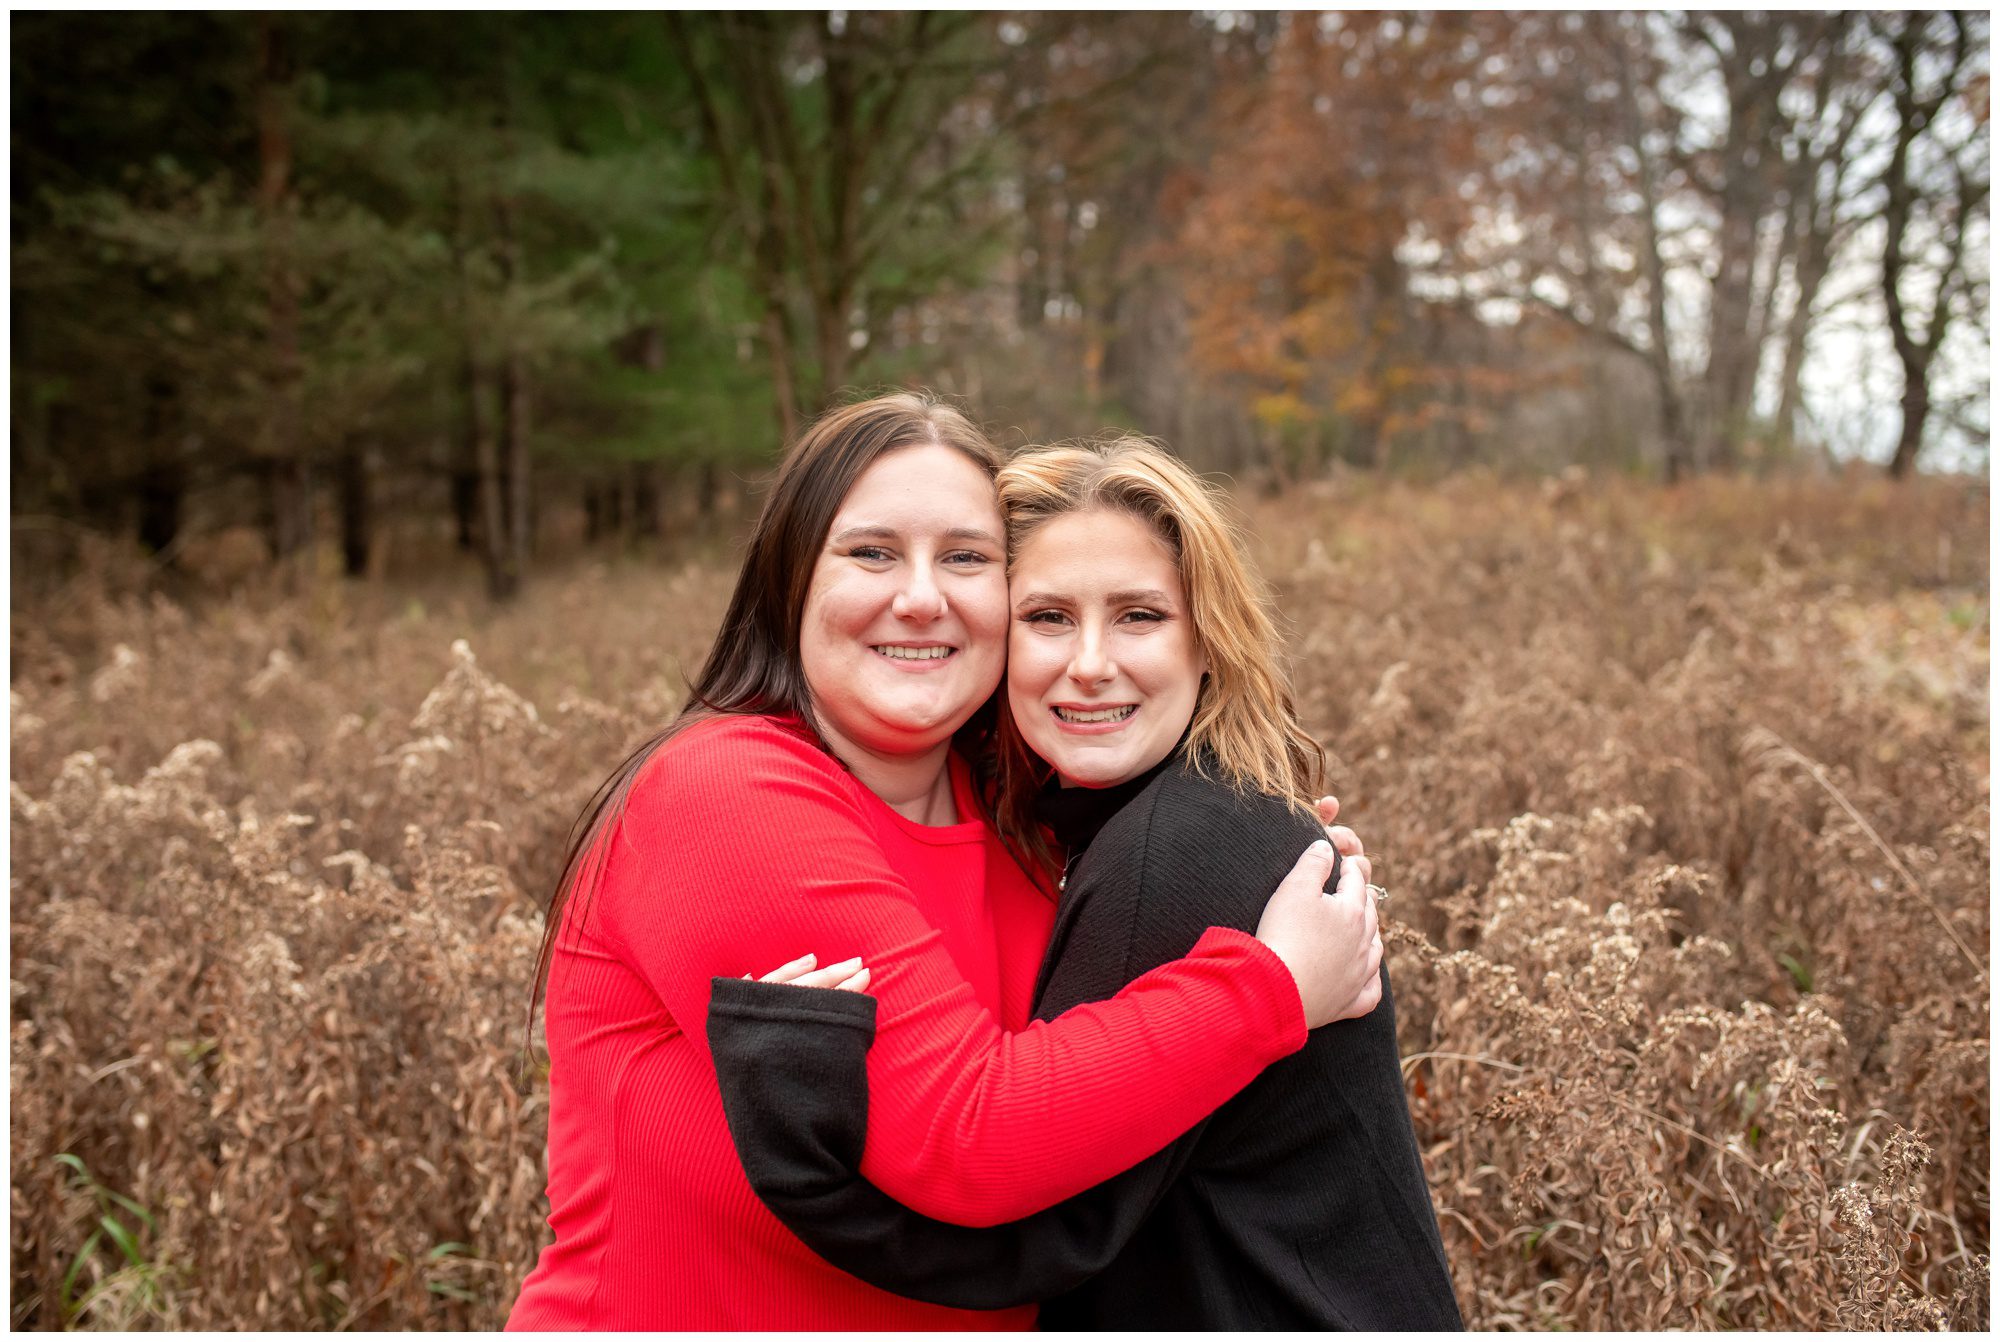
[{"xmin": 9, "ymin": 472, "xmax": 1990, "ymax": 1329}]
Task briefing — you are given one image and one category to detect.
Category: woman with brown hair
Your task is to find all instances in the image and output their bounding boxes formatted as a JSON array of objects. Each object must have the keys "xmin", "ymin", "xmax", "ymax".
[
  {"xmin": 507, "ymin": 400, "xmax": 1384, "ymax": 1329},
  {"xmin": 709, "ymin": 438, "xmax": 1462, "ymax": 1329}
]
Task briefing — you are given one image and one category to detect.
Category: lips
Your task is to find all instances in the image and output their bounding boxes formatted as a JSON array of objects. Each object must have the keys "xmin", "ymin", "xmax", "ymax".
[
  {"xmin": 1052, "ymin": 704, "xmax": 1137, "ymax": 724},
  {"xmin": 872, "ymin": 644, "xmax": 956, "ymax": 662}
]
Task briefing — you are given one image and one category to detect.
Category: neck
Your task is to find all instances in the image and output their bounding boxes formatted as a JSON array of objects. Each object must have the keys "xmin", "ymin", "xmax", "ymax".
[{"xmin": 818, "ymin": 722, "xmax": 958, "ymax": 825}]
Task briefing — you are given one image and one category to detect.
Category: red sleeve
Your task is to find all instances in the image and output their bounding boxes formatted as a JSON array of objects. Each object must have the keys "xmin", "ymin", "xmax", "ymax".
[{"xmin": 597, "ymin": 717, "xmax": 1307, "ymax": 1227}]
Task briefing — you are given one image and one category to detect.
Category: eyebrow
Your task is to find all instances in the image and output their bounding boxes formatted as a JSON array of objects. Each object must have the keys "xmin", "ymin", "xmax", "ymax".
[
  {"xmin": 1013, "ymin": 588, "xmax": 1176, "ymax": 612},
  {"xmin": 829, "ymin": 524, "xmax": 1003, "ymax": 546}
]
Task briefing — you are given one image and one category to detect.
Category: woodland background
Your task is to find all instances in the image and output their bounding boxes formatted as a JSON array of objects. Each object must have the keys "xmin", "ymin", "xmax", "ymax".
[
  {"xmin": 8, "ymin": 9, "xmax": 1993, "ymax": 1333},
  {"xmin": 10, "ymin": 10, "xmax": 1990, "ymax": 598}
]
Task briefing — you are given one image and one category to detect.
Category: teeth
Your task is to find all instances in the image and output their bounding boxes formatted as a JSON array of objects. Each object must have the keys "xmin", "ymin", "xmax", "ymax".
[
  {"xmin": 1054, "ymin": 705, "xmax": 1136, "ymax": 723},
  {"xmin": 874, "ymin": 645, "xmax": 953, "ymax": 661}
]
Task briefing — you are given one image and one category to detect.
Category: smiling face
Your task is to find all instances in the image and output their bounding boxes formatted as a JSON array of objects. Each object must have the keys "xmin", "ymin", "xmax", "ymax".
[
  {"xmin": 799, "ymin": 442, "xmax": 1009, "ymax": 762},
  {"xmin": 1007, "ymin": 507, "xmax": 1208, "ymax": 788}
]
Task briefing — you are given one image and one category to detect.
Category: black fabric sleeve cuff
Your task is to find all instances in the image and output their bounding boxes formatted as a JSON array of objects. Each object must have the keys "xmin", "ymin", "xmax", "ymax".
[
  {"xmin": 707, "ymin": 976, "xmax": 881, "ymax": 1031},
  {"xmin": 707, "ymin": 977, "xmax": 1201, "ymax": 1311},
  {"xmin": 708, "ymin": 978, "xmax": 879, "ymax": 1187}
]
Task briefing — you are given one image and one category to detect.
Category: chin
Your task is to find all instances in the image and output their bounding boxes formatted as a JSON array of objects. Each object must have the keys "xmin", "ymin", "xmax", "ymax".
[
  {"xmin": 881, "ymin": 699, "xmax": 977, "ymax": 740},
  {"xmin": 1047, "ymin": 754, "xmax": 1132, "ymax": 788}
]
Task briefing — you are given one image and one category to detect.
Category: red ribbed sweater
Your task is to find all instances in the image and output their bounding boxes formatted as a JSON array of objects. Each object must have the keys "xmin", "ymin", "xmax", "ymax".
[{"xmin": 507, "ymin": 714, "xmax": 1306, "ymax": 1330}]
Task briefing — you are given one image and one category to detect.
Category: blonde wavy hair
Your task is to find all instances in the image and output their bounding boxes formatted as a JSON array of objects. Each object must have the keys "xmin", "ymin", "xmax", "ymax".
[{"xmin": 990, "ymin": 436, "xmax": 1326, "ymax": 879}]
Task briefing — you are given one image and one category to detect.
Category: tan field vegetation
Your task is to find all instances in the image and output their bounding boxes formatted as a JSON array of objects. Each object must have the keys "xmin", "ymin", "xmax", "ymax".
[{"xmin": 9, "ymin": 472, "xmax": 1990, "ymax": 1329}]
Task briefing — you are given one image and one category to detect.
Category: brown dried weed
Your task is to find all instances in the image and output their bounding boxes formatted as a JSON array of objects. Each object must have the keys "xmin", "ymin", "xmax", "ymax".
[{"xmin": 10, "ymin": 474, "xmax": 1988, "ymax": 1328}]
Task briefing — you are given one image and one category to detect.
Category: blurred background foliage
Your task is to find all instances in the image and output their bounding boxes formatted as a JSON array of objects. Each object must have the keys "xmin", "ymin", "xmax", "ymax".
[{"xmin": 11, "ymin": 11, "xmax": 1991, "ymax": 599}]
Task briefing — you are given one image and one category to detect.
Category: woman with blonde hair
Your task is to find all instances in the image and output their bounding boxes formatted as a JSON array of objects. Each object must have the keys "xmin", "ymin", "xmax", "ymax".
[
  {"xmin": 710, "ymin": 436, "xmax": 1462, "ymax": 1329},
  {"xmin": 509, "ymin": 401, "xmax": 1386, "ymax": 1329}
]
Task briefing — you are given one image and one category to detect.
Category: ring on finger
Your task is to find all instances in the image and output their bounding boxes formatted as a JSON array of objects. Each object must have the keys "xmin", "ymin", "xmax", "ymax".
[{"xmin": 1366, "ymin": 883, "xmax": 1389, "ymax": 905}]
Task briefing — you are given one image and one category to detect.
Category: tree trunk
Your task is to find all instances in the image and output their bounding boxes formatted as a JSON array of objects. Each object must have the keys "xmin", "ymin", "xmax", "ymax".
[
  {"xmin": 1018, "ymin": 167, "xmax": 1049, "ymax": 329},
  {"xmin": 815, "ymin": 17, "xmax": 860, "ymax": 412},
  {"xmin": 499, "ymin": 349, "xmax": 531, "ymax": 580},
  {"xmin": 1888, "ymin": 376, "xmax": 1929, "ymax": 479},
  {"xmin": 1701, "ymin": 147, "xmax": 1762, "ymax": 474},
  {"xmin": 257, "ymin": 12, "xmax": 306, "ymax": 563},
  {"xmin": 1658, "ymin": 383, "xmax": 1693, "ymax": 485},
  {"xmin": 527, "ymin": 475, "xmax": 541, "ymax": 559},
  {"xmin": 1702, "ymin": 174, "xmax": 1779, "ymax": 473},
  {"xmin": 631, "ymin": 462, "xmax": 661, "ymax": 539},
  {"xmin": 814, "ymin": 290, "xmax": 853, "ymax": 415},
  {"xmin": 695, "ymin": 459, "xmax": 720, "ymax": 517},
  {"xmin": 764, "ymin": 301, "xmax": 803, "ymax": 442},
  {"xmin": 753, "ymin": 143, "xmax": 802, "ymax": 436},
  {"xmin": 1695, "ymin": 14, "xmax": 1813, "ymax": 475},
  {"xmin": 452, "ymin": 469, "xmax": 479, "ymax": 551},
  {"xmin": 494, "ymin": 162, "xmax": 532, "ymax": 591},
  {"xmin": 136, "ymin": 372, "xmax": 182, "ymax": 559},
  {"xmin": 264, "ymin": 459, "xmax": 313, "ymax": 563},
  {"xmin": 671, "ymin": 13, "xmax": 802, "ymax": 442},
  {"xmin": 136, "ymin": 465, "xmax": 184, "ymax": 559},
  {"xmin": 455, "ymin": 324, "xmax": 487, "ymax": 561},
  {"xmin": 453, "ymin": 242, "xmax": 490, "ymax": 567},
  {"xmin": 1773, "ymin": 240, "xmax": 1829, "ymax": 456},
  {"xmin": 1875, "ymin": 13, "xmax": 1981, "ymax": 481},
  {"xmin": 1615, "ymin": 23, "xmax": 1695, "ymax": 484},
  {"xmin": 337, "ymin": 446, "xmax": 372, "ymax": 578},
  {"xmin": 454, "ymin": 227, "xmax": 511, "ymax": 597},
  {"xmin": 472, "ymin": 368, "xmax": 513, "ymax": 601},
  {"xmin": 601, "ymin": 479, "xmax": 622, "ymax": 537}
]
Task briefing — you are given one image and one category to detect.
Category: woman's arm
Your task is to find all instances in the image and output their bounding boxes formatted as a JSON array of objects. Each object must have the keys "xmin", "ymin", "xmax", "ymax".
[
  {"xmin": 701, "ymin": 766, "xmax": 1385, "ymax": 1295},
  {"xmin": 600, "ymin": 718, "xmax": 1310, "ymax": 1226},
  {"xmin": 705, "ymin": 980, "xmax": 1206, "ymax": 1309}
]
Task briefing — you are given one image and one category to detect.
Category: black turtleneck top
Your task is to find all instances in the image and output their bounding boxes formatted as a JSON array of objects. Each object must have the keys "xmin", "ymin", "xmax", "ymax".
[{"xmin": 706, "ymin": 749, "xmax": 1462, "ymax": 1330}]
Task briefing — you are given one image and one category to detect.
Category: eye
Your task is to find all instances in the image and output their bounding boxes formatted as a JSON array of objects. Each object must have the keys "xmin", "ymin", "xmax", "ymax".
[
  {"xmin": 848, "ymin": 545, "xmax": 893, "ymax": 562},
  {"xmin": 943, "ymin": 549, "xmax": 994, "ymax": 568},
  {"xmin": 1021, "ymin": 609, "xmax": 1072, "ymax": 628},
  {"xmin": 1119, "ymin": 609, "xmax": 1167, "ymax": 625}
]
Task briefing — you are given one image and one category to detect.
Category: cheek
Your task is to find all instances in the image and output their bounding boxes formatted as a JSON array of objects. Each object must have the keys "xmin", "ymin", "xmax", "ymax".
[
  {"xmin": 952, "ymin": 580, "xmax": 1009, "ymax": 670},
  {"xmin": 796, "ymin": 599, "xmax": 834, "ymax": 692},
  {"xmin": 1177, "ymin": 650, "xmax": 1208, "ymax": 705},
  {"xmin": 1140, "ymin": 636, "xmax": 1205, "ymax": 705},
  {"xmin": 966, "ymin": 574, "xmax": 1010, "ymax": 639},
  {"xmin": 1006, "ymin": 645, "xmax": 1058, "ymax": 741},
  {"xmin": 798, "ymin": 573, "xmax": 861, "ymax": 678},
  {"xmin": 803, "ymin": 570, "xmax": 874, "ymax": 638},
  {"xmin": 1006, "ymin": 628, "xmax": 1061, "ymax": 693},
  {"xmin": 798, "ymin": 587, "xmax": 831, "ymax": 647}
]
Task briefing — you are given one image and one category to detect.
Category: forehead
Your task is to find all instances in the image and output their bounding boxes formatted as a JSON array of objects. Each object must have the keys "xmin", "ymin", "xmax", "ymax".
[
  {"xmin": 1014, "ymin": 509, "xmax": 1181, "ymax": 590},
  {"xmin": 833, "ymin": 443, "xmax": 999, "ymax": 524}
]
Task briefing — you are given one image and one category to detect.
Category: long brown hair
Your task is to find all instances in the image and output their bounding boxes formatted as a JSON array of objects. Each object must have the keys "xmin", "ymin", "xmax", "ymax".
[
  {"xmin": 989, "ymin": 437, "xmax": 1326, "ymax": 877},
  {"xmin": 530, "ymin": 392, "xmax": 1005, "ymax": 1019}
]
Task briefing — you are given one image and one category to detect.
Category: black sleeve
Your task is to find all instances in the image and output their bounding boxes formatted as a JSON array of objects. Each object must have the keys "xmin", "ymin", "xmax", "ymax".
[
  {"xmin": 703, "ymin": 775, "xmax": 1320, "ymax": 1309},
  {"xmin": 707, "ymin": 976, "xmax": 1206, "ymax": 1311}
]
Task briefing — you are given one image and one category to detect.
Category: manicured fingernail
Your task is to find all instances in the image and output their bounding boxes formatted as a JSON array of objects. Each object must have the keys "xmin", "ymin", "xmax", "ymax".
[{"xmin": 1310, "ymin": 839, "xmax": 1333, "ymax": 857}]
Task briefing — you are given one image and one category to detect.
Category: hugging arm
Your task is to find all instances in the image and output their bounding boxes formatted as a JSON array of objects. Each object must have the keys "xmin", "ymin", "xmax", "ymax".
[
  {"xmin": 708, "ymin": 981, "xmax": 1206, "ymax": 1310},
  {"xmin": 706, "ymin": 774, "xmax": 1371, "ymax": 1302},
  {"xmin": 607, "ymin": 720, "xmax": 1306, "ymax": 1226}
]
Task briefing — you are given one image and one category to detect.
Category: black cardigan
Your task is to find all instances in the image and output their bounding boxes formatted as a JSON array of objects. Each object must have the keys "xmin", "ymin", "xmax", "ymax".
[{"xmin": 706, "ymin": 753, "xmax": 1463, "ymax": 1330}]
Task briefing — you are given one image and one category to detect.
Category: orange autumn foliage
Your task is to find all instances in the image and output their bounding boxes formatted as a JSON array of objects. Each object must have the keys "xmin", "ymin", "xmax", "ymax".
[{"xmin": 1171, "ymin": 14, "xmax": 1537, "ymax": 464}]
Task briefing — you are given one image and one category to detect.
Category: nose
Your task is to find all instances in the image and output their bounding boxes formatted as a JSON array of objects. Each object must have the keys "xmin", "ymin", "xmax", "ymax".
[
  {"xmin": 1067, "ymin": 622, "xmax": 1115, "ymax": 687},
  {"xmin": 891, "ymin": 561, "xmax": 946, "ymax": 623}
]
